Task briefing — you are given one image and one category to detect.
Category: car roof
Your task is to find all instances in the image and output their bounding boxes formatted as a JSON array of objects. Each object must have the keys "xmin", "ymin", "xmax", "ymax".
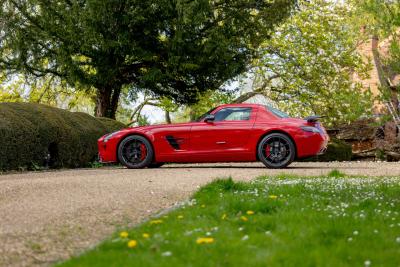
[{"xmin": 216, "ymin": 103, "xmax": 264, "ymax": 109}]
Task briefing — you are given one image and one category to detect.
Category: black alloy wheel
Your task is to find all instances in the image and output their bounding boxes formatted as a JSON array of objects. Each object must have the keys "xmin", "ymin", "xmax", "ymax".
[
  {"xmin": 258, "ymin": 133, "xmax": 295, "ymax": 168},
  {"xmin": 118, "ymin": 135, "xmax": 154, "ymax": 169}
]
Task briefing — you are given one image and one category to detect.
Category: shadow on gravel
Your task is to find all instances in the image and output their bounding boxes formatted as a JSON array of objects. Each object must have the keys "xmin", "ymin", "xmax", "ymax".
[{"xmin": 161, "ymin": 165, "xmax": 374, "ymax": 169}]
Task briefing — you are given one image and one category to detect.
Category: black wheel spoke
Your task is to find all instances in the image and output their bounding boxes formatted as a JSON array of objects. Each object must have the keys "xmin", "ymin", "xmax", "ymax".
[
  {"xmin": 122, "ymin": 139, "xmax": 147, "ymax": 164},
  {"xmin": 261, "ymin": 136, "xmax": 292, "ymax": 165}
]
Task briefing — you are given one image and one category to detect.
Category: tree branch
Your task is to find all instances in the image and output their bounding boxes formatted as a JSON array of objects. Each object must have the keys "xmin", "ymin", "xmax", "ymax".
[{"xmin": 232, "ymin": 73, "xmax": 280, "ymax": 103}]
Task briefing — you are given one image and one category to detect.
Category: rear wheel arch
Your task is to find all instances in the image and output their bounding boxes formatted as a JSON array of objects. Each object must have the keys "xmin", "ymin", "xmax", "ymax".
[{"xmin": 255, "ymin": 130, "xmax": 298, "ymax": 160}]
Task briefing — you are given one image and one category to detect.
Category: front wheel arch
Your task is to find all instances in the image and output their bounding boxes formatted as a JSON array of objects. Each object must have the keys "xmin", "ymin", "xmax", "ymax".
[
  {"xmin": 256, "ymin": 130, "xmax": 297, "ymax": 160},
  {"xmin": 116, "ymin": 133, "xmax": 156, "ymax": 163},
  {"xmin": 117, "ymin": 134, "xmax": 155, "ymax": 168}
]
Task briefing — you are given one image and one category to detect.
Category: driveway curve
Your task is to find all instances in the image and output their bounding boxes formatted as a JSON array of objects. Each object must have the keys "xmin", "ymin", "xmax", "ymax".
[{"xmin": 1, "ymin": 161, "xmax": 400, "ymax": 267}]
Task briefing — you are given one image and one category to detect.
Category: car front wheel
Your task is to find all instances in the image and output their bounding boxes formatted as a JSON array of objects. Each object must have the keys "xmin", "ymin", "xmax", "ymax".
[
  {"xmin": 258, "ymin": 133, "xmax": 295, "ymax": 168},
  {"xmin": 118, "ymin": 135, "xmax": 154, "ymax": 169}
]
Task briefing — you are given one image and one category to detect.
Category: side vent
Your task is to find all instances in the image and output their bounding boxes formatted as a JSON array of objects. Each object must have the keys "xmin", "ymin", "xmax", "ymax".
[{"xmin": 165, "ymin": 135, "xmax": 180, "ymax": 150}]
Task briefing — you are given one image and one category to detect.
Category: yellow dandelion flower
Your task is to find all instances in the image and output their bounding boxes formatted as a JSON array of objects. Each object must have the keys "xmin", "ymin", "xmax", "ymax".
[
  {"xmin": 119, "ymin": 231, "xmax": 129, "ymax": 238},
  {"xmin": 142, "ymin": 233, "xmax": 150, "ymax": 239},
  {"xmin": 246, "ymin": 210, "xmax": 255, "ymax": 215},
  {"xmin": 196, "ymin": 237, "xmax": 215, "ymax": 244},
  {"xmin": 177, "ymin": 215, "xmax": 184, "ymax": 219},
  {"xmin": 269, "ymin": 195, "xmax": 278, "ymax": 199},
  {"xmin": 150, "ymin": 219, "xmax": 163, "ymax": 225},
  {"xmin": 240, "ymin": 216, "xmax": 248, "ymax": 222},
  {"xmin": 201, "ymin": 204, "xmax": 206, "ymax": 208},
  {"xmin": 221, "ymin": 213, "xmax": 227, "ymax": 220},
  {"xmin": 127, "ymin": 240, "xmax": 137, "ymax": 248}
]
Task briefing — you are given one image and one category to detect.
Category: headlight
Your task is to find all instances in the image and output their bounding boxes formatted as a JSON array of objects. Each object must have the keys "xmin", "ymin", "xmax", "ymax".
[
  {"xmin": 103, "ymin": 131, "xmax": 119, "ymax": 142},
  {"xmin": 301, "ymin": 126, "xmax": 320, "ymax": 133}
]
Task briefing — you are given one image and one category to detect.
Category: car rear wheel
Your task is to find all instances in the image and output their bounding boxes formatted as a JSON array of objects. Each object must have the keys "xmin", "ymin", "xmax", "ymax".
[
  {"xmin": 258, "ymin": 133, "xmax": 295, "ymax": 168},
  {"xmin": 118, "ymin": 135, "xmax": 154, "ymax": 169}
]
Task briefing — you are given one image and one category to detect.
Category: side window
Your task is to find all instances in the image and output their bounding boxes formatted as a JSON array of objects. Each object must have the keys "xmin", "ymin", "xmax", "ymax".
[{"xmin": 213, "ymin": 107, "xmax": 252, "ymax": 122}]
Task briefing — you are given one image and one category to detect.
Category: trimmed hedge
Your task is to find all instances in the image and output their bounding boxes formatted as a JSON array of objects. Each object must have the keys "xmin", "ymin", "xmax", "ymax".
[
  {"xmin": 0, "ymin": 103, "xmax": 124, "ymax": 171},
  {"xmin": 301, "ymin": 138, "xmax": 353, "ymax": 162}
]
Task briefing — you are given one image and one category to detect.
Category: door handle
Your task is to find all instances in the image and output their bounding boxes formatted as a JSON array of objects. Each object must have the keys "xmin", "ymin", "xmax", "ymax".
[{"xmin": 216, "ymin": 141, "xmax": 226, "ymax": 144}]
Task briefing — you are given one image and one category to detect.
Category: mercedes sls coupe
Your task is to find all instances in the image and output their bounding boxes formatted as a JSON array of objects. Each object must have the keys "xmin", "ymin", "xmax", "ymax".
[{"xmin": 98, "ymin": 104, "xmax": 329, "ymax": 168}]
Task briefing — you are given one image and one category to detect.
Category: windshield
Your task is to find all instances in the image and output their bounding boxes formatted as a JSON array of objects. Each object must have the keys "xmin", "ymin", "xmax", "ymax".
[
  {"xmin": 265, "ymin": 105, "xmax": 289, "ymax": 118},
  {"xmin": 195, "ymin": 107, "xmax": 217, "ymax": 122}
]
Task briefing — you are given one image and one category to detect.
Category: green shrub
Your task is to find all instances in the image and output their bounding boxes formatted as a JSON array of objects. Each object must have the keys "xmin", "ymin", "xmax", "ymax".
[
  {"xmin": 0, "ymin": 103, "xmax": 124, "ymax": 171},
  {"xmin": 300, "ymin": 138, "xmax": 352, "ymax": 162}
]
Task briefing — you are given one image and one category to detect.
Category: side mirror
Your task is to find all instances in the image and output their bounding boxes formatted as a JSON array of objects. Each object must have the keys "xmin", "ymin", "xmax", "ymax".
[{"xmin": 204, "ymin": 114, "xmax": 215, "ymax": 123}]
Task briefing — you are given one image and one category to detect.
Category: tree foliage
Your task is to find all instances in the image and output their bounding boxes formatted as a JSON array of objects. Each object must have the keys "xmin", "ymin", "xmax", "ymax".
[
  {"xmin": 0, "ymin": 0, "xmax": 295, "ymax": 118},
  {"xmin": 244, "ymin": 0, "xmax": 374, "ymax": 126}
]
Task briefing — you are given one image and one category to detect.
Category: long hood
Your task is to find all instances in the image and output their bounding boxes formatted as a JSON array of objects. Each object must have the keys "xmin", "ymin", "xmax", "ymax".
[{"xmin": 125, "ymin": 122, "xmax": 196, "ymax": 132}]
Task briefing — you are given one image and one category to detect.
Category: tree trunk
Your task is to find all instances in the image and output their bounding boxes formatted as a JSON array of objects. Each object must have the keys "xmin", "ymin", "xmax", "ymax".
[
  {"xmin": 390, "ymin": 86, "xmax": 399, "ymax": 114},
  {"xmin": 371, "ymin": 36, "xmax": 388, "ymax": 87},
  {"xmin": 95, "ymin": 87, "xmax": 121, "ymax": 119},
  {"xmin": 189, "ymin": 108, "xmax": 197, "ymax": 122},
  {"xmin": 165, "ymin": 110, "xmax": 171, "ymax": 124},
  {"xmin": 371, "ymin": 35, "xmax": 400, "ymax": 115}
]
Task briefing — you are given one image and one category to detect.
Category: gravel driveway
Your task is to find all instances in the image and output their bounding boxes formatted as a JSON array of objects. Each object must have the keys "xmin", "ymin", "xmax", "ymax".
[{"xmin": 1, "ymin": 161, "xmax": 400, "ymax": 267}]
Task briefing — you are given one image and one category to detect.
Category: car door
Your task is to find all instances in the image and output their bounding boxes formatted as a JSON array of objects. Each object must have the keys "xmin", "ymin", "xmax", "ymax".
[
  {"xmin": 189, "ymin": 106, "xmax": 257, "ymax": 162},
  {"xmin": 148, "ymin": 123, "xmax": 192, "ymax": 163}
]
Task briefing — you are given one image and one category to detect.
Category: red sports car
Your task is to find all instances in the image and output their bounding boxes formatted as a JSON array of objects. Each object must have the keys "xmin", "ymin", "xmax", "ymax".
[{"xmin": 98, "ymin": 104, "xmax": 329, "ymax": 169}]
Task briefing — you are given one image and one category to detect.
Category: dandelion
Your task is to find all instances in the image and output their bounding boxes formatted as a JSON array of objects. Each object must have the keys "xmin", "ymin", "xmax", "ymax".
[
  {"xmin": 119, "ymin": 231, "xmax": 129, "ymax": 238},
  {"xmin": 240, "ymin": 216, "xmax": 248, "ymax": 222},
  {"xmin": 242, "ymin": 235, "xmax": 249, "ymax": 241},
  {"xmin": 127, "ymin": 240, "xmax": 137, "ymax": 248},
  {"xmin": 150, "ymin": 219, "xmax": 163, "ymax": 225},
  {"xmin": 364, "ymin": 260, "xmax": 371, "ymax": 267},
  {"xmin": 396, "ymin": 237, "xmax": 400, "ymax": 243},
  {"xmin": 269, "ymin": 195, "xmax": 278, "ymax": 199},
  {"xmin": 201, "ymin": 204, "xmax": 206, "ymax": 208},
  {"xmin": 196, "ymin": 237, "xmax": 215, "ymax": 244},
  {"xmin": 177, "ymin": 215, "xmax": 184, "ymax": 219},
  {"xmin": 353, "ymin": 231, "xmax": 359, "ymax": 236},
  {"xmin": 221, "ymin": 213, "xmax": 227, "ymax": 220},
  {"xmin": 246, "ymin": 210, "xmax": 255, "ymax": 215},
  {"xmin": 142, "ymin": 233, "xmax": 150, "ymax": 239}
]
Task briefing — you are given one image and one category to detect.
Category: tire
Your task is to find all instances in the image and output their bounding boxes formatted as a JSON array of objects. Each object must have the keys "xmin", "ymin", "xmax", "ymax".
[
  {"xmin": 117, "ymin": 135, "xmax": 154, "ymax": 169},
  {"xmin": 148, "ymin": 162, "xmax": 164, "ymax": 168},
  {"xmin": 258, "ymin": 133, "xmax": 295, "ymax": 168}
]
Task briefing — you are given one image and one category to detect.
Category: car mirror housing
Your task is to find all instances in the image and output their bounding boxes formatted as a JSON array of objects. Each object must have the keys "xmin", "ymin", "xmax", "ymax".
[{"xmin": 204, "ymin": 114, "xmax": 215, "ymax": 123}]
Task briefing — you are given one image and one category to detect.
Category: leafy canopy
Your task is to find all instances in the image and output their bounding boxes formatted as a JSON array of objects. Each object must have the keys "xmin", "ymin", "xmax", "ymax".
[
  {"xmin": 0, "ymin": 0, "xmax": 295, "ymax": 107},
  {"xmin": 251, "ymin": 0, "xmax": 373, "ymax": 126}
]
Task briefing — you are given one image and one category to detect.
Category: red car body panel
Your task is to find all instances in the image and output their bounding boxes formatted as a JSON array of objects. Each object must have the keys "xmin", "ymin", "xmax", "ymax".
[{"xmin": 98, "ymin": 104, "xmax": 329, "ymax": 164}]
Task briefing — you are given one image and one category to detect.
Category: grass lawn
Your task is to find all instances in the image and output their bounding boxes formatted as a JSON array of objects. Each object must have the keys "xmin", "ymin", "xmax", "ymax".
[{"xmin": 58, "ymin": 171, "xmax": 400, "ymax": 267}]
